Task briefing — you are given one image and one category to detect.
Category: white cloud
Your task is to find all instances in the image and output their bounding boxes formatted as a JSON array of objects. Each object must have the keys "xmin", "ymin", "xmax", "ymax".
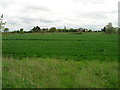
[{"xmin": 0, "ymin": 0, "xmax": 119, "ymax": 31}]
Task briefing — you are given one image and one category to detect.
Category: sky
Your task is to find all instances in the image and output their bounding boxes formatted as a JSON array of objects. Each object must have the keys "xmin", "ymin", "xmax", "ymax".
[{"xmin": 0, "ymin": 0, "xmax": 119, "ymax": 31}]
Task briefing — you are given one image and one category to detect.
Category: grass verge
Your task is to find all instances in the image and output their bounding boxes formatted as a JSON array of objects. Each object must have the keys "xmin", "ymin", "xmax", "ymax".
[{"xmin": 2, "ymin": 57, "xmax": 118, "ymax": 88}]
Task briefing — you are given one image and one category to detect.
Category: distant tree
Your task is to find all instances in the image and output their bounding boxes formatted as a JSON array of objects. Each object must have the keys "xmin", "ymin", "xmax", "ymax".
[
  {"xmin": 106, "ymin": 22, "xmax": 113, "ymax": 27},
  {"xmin": 36, "ymin": 26, "xmax": 41, "ymax": 32},
  {"xmin": 77, "ymin": 28, "xmax": 83, "ymax": 32},
  {"xmin": 32, "ymin": 27, "xmax": 36, "ymax": 32},
  {"xmin": 62, "ymin": 26, "xmax": 68, "ymax": 32},
  {"xmin": 17, "ymin": 30, "xmax": 20, "ymax": 33},
  {"xmin": 31, "ymin": 26, "xmax": 41, "ymax": 33},
  {"xmin": 41, "ymin": 28, "xmax": 49, "ymax": 33},
  {"xmin": 28, "ymin": 30, "xmax": 32, "ymax": 33},
  {"xmin": 105, "ymin": 27, "xmax": 116, "ymax": 34},
  {"xmin": 69, "ymin": 28, "xmax": 75, "ymax": 32},
  {"xmin": 64, "ymin": 26, "xmax": 66, "ymax": 30},
  {"xmin": 101, "ymin": 27, "xmax": 106, "ymax": 32},
  {"xmin": 73, "ymin": 29, "xmax": 77, "ymax": 32},
  {"xmin": 49, "ymin": 27, "xmax": 57, "ymax": 32},
  {"xmin": 20, "ymin": 28, "xmax": 24, "ymax": 32},
  {"xmin": 42, "ymin": 28, "xmax": 47, "ymax": 31},
  {"xmin": 63, "ymin": 26, "xmax": 68, "ymax": 32},
  {"xmin": 58, "ymin": 29, "xmax": 62, "ymax": 32},
  {"xmin": 105, "ymin": 23, "xmax": 117, "ymax": 34},
  {"xmin": 4, "ymin": 28, "xmax": 9, "ymax": 32},
  {"xmin": 88, "ymin": 29, "xmax": 92, "ymax": 32},
  {"xmin": 82, "ymin": 29, "xmax": 86, "ymax": 32}
]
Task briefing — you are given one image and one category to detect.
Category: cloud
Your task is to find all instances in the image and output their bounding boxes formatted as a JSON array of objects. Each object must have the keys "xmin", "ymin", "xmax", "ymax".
[
  {"xmin": 0, "ymin": 0, "xmax": 119, "ymax": 31},
  {"xmin": 25, "ymin": 5, "xmax": 50, "ymax": 11},
  {"xmin": 20, "ymin": 17, "xmax": 58, "ymax": 24}
]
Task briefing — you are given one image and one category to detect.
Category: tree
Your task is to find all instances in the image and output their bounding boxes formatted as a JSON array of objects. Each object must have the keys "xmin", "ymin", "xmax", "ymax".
[
  {"xmin": 105, "ymin": 23, "xmax": 117, "ymax": 34},
  {"xmin": 49, "ymin": 27, "xmax": 57, "ymax": 32},
  {"xmin": 64, "ymin": 26, "xmax": 66, "ymax": 30},
  {"xmin": 82, "ymin": 29, "xmax": 86, "ymax": 32},
  {"xmin": 19, "ymin": 28, "xmax": 24, "ymax": 34},
  {"xmin": 69, "ymin": 28, "xmax": 75, "ymax": 32},
  {"xmin": 58, "ymin": 29, "xmax": 62, "ymax": 32},
  {"xmin": 63, "ymin": 26, "xmax": 68, "ymax": 32},
  {"xmin": 4, "ymin": 28, "xmax": 9, "ymax": 32},
  {"xmin": 105, "ymin": 27, "xmax": 116, "ymax": 34},
  {"xmin": 16, "ymin": 30, "xmax": 20, "ymax": 33},
  {"xmin": 106, "ymin": 22, "xmax": 113, "ymax": 27},
  {"xmin": 20, "ymin": 28, "xmax": 24, "ymax": 32},
  {"xmin": 0, "ymin": 14, "xmax": 6, "ymax": 32},
  {"xmin": 88, "ymin": 29, "xmax": 92, "ymax": 32},
  {"xmin": 36, "ymin": 26, "xmax": 41, "ymax": 32},
  {"xmin": 42, "ymin": 28, "xmax": 48, "ymax": 32},
  {"xmin": 31, "ymin": 26, "xmax": 41, "ymax": 33},
  {"xmin": 77, "ymin": 28, "xmax": 83, "ymax": 32},
  {"xmin": 101, "ymin": 27, "xmax": 106, "ymax": 32}
]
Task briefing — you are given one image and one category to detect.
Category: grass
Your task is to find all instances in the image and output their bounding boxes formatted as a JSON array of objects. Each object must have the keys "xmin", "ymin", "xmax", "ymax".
[
  {"xmin": 2, "ymin": 32, "xmax": 119, "ymax": 88},
  {"xmin": 2, "ymin": 57, "xmax": 118, "ymax": 88},
  {"xmin": 2, "ymin": 32, "xmax": 118, "ymax": 61}
]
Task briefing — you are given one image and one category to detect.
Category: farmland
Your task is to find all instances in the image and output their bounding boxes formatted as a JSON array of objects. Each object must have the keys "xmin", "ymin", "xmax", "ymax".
[
  {"xmin": 2, "ymin": 32, "xmax": 119, "ymax": 88},
  {"xmin": 2, "ymin": 32, "xmax": 118, "ymax": 61}
]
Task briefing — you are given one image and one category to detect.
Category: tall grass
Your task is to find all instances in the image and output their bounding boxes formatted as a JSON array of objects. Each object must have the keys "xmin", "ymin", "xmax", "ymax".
[{"xmin": 2, "ymin": 57, "xmax": 118, "ymax": 88}]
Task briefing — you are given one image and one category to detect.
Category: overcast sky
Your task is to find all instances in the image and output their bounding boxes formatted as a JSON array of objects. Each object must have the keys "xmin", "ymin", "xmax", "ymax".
[{"xmin": 0, "ymin": 0, "xmax": 119, "ymax": 31}]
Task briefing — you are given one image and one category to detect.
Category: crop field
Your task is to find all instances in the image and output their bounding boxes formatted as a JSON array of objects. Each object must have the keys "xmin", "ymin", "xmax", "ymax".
[
  {"xmin": 2, "ymin": 32, "xmax": 119, "ymax": 88},
  {"xmin": 2, "ymin": 32, "xmax": 118, "ymax": 61}
]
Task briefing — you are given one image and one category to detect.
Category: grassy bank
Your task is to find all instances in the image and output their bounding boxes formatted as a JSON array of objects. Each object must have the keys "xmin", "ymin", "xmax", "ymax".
[{"xmin": 2, "ymin": 57, "xmax": 118, "ymax": 88}]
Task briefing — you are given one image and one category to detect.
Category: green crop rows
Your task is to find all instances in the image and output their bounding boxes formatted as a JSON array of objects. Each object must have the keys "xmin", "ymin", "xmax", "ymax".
[{"xmin": 2, "ymin": 32, "xmax": 118, "ymax": 61}]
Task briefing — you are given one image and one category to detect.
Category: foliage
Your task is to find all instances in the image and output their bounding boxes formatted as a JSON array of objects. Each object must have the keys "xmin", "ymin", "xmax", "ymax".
[
  {"xmin": 49, "ymin": 27, "xmax": 57, "ymax": 32},
  {"xmin": 0, "ymin": 14, "xmax": 6, "ymax": 32},
  {"xmin": 3, "ymin": 57, "xmax": 118, "ymax": 88},
  {"xmin": 101, "ymin": 27, "xmax": 106, "ymax": 32},
  {"xmin": 105, "ymin": 27, "xmax": 117, "ymax": 34},
  {"xmin": 9, "ymin": 26, "xmax": 92, "ymax": 33},
  {"xmin": 20, "ymin": 28, "xmax": 23, "ymax": 32},
  {"xmin": 31, "ymin": 26, "xmax": 41, "ymax": 33},
  {"xmin": 102, "ymin": 23, "xmax": 118, "ymax": 34},
  {"xmin": 4, "ymin": 28, "xmax": 9, "ymax": 32}
]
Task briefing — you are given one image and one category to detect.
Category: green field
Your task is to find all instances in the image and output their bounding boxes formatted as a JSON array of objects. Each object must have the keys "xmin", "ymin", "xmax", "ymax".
[
  {"xmin": 2, "ymin": 32, "xmax": 118, "ymax": 61},
  {"xmin": 2, "ymin": 32, "xmax": 119, "ymax": 88}
]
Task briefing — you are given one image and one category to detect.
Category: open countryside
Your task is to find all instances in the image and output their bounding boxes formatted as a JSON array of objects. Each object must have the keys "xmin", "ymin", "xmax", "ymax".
[{"xmin": 0, "ymin": 0, "xmax": 119, "ymax": 88}]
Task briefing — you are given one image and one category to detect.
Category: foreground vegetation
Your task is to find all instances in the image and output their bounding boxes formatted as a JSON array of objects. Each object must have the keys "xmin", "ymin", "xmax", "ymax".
[
  {"xmin": 3, "ymin": 57, "xmax": 118, "ymax": 88},
  {"xmin": 2, "ymin": 32, "xmax": 118, "ymax": 88}
]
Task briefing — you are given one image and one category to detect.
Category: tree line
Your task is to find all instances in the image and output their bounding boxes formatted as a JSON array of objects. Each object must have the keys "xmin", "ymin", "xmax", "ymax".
[
  {"xmin": 4, "ymin": 23, "xmax": 119, "ymax": 34},
  {"xmin": 9, "ymin": 26, "xmax": 94, "ymax": 33},
  {"xmin": 0, "ymin": 14, "xmax": 119, "ymax": 34}
]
